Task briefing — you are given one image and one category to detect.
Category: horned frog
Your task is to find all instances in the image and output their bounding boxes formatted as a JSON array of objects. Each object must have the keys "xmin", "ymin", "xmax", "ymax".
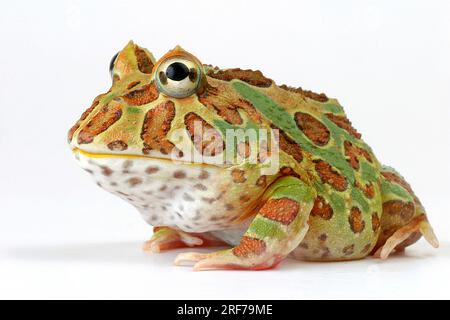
[{"xmin": 68, "ymin": 41, "xmax": 438, "ymax": 270}]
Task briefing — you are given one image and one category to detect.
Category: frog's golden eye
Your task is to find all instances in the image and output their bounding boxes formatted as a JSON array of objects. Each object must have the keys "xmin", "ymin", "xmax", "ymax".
[{"xmin": 155, "ymin": 57, "xmax": 202, "ymax": 98}]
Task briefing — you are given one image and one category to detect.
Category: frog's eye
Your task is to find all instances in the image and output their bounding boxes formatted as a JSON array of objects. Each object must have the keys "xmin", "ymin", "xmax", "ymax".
[
  {"xmin": 109, "ymin": 52, "xmax": 119, "ymax": 79},
  {"xmin": 155, "ymin": 57, "xmax": 202, "ymax": 98}
]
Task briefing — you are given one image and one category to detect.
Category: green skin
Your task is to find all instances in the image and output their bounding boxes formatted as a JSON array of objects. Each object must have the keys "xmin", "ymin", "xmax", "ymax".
[{"xmin": 68, "ymin": 42, "xmax": 438, "ymax": 270}]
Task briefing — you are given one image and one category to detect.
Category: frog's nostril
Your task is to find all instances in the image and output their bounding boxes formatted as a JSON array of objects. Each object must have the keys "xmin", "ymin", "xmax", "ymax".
[{"xmin": 166, "ymin": 62, "xmax": 190, "ymax": 81}]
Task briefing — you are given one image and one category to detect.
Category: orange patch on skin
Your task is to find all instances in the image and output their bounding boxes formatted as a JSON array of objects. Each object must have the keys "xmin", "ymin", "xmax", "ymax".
[
  {"xmin": 207, "ymin": 68, "xmax": 272, "ymax": 87},
  {"xmin": 342, "ymin": 244, "xmax": 355, "ymax": 256},
  {"xmin": 326, "ymin": 113, "xmax": 361, "ymax": 139},
  {"xmin": 77, "ymin": 102, "xmax": 122, "ymax": 144},
  {"xmin": 279, "ymin": 85, "xmax": 328, "ymax": 102},
  {"xmin": 344, "ymin": 140, "xmax": 373, "ymax": 169},
  {"xmin": 314, "ymin": 160, "xmax": 348, "ymax": 192},
  {"xmin": 123, "ymin": 82, "xmax": 159, "ymax": 106},
  {"xmin": 141, "ymin": 101, "xmax": 180, "ymax": 155},
  {"xmin": 259, "ymin": 197, "xmax": 300, "ymax": 225},
  {"xmin": 311, "ymin": 196, "xmax": 334, "ymax": 220},
  {"xmin": 127, "ymin": 81, "xmax": 141, "ymax": 90},
  {"xmin": 134, "ymin": 46, "xmax": 153, "ymax": 74},
  {"xmin": 383, "ymin": 200, "xmax": 415, "ymax": 221},
  {"xmin": 355, "ymin": 181, "xmax": 375, "ymax": 199},
  {"xmin": 231, "ymin": 168, "xmax": 246, "ymax": 183},
  {"xmin": 184, "ymin": 112, "xmax": 224, "ymax": 156},
  {"xmin": 349, "ymin": 207, "xmax": 365, "ymax": 233},
  {"xmin": 273, "ymin": 126, "xmax": 303, "ymax": 162},
  {"xmin": 68, "ymin": 98, "xmax": 101, "ymax": 142},
  {"xmin": 294, "ymin": 112, "xmax": 330, "ymax": 146},
  {"xmin": 372, "ymin": 212, "xmax": 381, "ymax": 232},
  {"xmin": 232, "ymin": 236, "xmax": 267, "ymax": 258}
]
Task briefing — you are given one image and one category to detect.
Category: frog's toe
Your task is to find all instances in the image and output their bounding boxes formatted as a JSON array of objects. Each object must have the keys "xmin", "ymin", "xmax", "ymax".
[
  {"xmin": 143, "ymin": 227, "xmax": 204, "ymax": 253},
  {"xmin": 375, "ymin": 214, "xmax": 439, "ymax": 259},
  {"xmin": 174, "ymin": 252, "xmax": 209, "ymax": 266},
  {"xmin": 175, "ymin": 249, "xmax": 282, "ymax": 271}
]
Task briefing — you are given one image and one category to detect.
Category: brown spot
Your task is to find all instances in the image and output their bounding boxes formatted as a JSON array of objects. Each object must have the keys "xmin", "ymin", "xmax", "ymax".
[
  {"xmin": 237, "ymin": 141, "xmax": 251, "ymax": 158},
  {"xmin": 342, "ymin": 244, "xmax": 355, "ymax": 256},
  {"xmin": 344, "ymin": 140, "xmax": 373, "ymax": 169},
  {"xmin": 349, "ymin": 207, "xmax": 365, "ymax": 233},
  {"xmin": 173, "ymin": 170, "xmax": 186, "ymax": 179},
  {"xmin": 198, "ymin": 170, "xmax": 209, "ymax": 180},
  {"xmin": 311, "ymin": 196, "xmax": 334, "ymax": 220},
  {"xmin": 141, "ymin": 100, "xmax": 180, "ymax": 156},
  {"xmin": 381, "ymin": 171, "xmax": 420, "ymax": 205},
  {"xmin": 383, "ymin": 200, "xmax": 415, "ymax": 221},
  {"xmin": 232, "ymin": 236, "xmax": 267, "ymax": 258},
  {"xmin": 145, "ymin": 166, "xmax": 159, "ymax": 174},
  {"xmin": 123, "ymin": 82, "xmax": 159, "ymax": 106},
  {"xmin": 256, "ymin": 175, "xmax": 267, "ymax": 188},
  {"xmin": 127, "ymin": 177, "xmax": 142, "ymax": 187},
  {"xmin": 272, "ymin": 126, "xmax": 303, "ymax": 162},
  {"xmin": 68, "ymin": 98, "xmax": 101, "ymax": 142},
  {"xmin": 107, "ymin": 140, "xmax": 128, "ymax": 151},
  {"xmin": 225, "ymin": 203, "xmax": 234, "ymax": 211},
  {"xmin": 278, "ymin": 167, "xmax": 300, "ymax": 178},
  {"xmin": 193, "ymin": 183, "xmax": 207, "ymax": 191},
  {"xmin": 361, "ymin": 243, "xmax": 372, "ymax": 254},
  {"xmin": 355, "ymin": 180, "xmax": 375, "ymax": 199},
  {"xmin": 239, "ymin": 195, "xmax": 251, "ymax": 203},
  {"xmin": 321, "ymin": 247, "xmax": 331, "ymax": 259},
  {"xmin": 77, "ymin": 102, "xmax": 122, "ymax": 144},
  {"xmin": 326, "ymin": 113, "xmax": 361, "ymax": 139},
  {"xmin": 184, "ymin": 112, "xmax": 224, "ymax": 156},
  {"xmin": 134, "ymin": 46, "xmax": 154, "ymax": 74},
  {"xmin": 318, "ymin": 233, "xmax": 328, "ymax": 241},
  {"xmin": 207, "ymin": 68, "xmax": 272, "ymax": 87},
  {"xmin": 372, "ymin": 212, "xmax": 381, "ymax": 232},
  {"xmin": 294, "ymin": 112, "xmax": 330, "ymax": 146},
  {"xmin": 299, "ymin": 243, "xmax": 309, "ymax": 249},
  {"xmin": 279, "ymin": 84, "xmax": 328, "ymax": 102},
  {"xmin": 100, "ymin": 166, "xmax": 113, "ymax": 176},
  {"xmin": 314, "ymin": 160, "xmax": 348, "ymax": 191},
  {"xmin": 259, "ymin": 197, "xmax": 300, "ymax": 225},
  {"xmin": 231, "ymin": 168, "xmax": 246, "ymax": 183},
  {"xmin": 126, "ymin": 81, "xmax": 141, "ymax": 90},
  {"xmin": 201, "ymin": 197, "xmax": 216, "ymax": 204}
]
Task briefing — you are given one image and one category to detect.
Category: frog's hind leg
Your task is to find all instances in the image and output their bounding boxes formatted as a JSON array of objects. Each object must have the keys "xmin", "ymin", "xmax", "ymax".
[
  {"xmin": 374, "ymin": 166, "xmax": 439, "ymax": 259},
  {"xmin": 174, "ymin": 176, "xmax": 315, "ymax": 271},
  {"xmin": 143, "ymin": 227, "xmax": 227, "ymax": 253}
]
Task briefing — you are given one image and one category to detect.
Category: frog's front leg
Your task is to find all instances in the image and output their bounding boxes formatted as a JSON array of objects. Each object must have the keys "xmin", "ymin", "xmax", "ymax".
[
  {"xmin": 175, "ymin": 176, "xmax": 316, "ymax": 271},
  {"xmin": 143, "ymin": 227, "xmax": 226, "ymax": 253}
]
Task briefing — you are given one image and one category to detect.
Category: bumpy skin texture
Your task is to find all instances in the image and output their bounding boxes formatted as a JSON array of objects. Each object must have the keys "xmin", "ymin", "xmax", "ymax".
[{"xmin": 68, "ymin": 41, "xmax": 438, "ymax": 270}]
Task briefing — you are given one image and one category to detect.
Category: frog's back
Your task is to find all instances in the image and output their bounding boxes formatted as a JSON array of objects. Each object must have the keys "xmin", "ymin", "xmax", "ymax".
[{"xmin": 227, "ymin": 79, "xmax": 383, "ymax": 260}]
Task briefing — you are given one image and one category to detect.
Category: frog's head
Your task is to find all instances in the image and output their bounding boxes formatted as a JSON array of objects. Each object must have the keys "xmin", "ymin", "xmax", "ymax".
[{"xmin": 68, "ymin": 41, "xmax": 222, "ymax": 162}]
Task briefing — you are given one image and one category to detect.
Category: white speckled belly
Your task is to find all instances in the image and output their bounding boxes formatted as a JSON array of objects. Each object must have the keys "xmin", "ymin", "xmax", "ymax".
[{"xmin": 74, "ymin": 150, "xmax": 254, "ymax": 234}]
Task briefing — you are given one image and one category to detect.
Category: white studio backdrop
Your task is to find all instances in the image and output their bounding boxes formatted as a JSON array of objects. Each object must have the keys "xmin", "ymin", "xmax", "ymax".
[{"xmin": 0, "ymin": 0, "xmax": 449, "ymax": 299}]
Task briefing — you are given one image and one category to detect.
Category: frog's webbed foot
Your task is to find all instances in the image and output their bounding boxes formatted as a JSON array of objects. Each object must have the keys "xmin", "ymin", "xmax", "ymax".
[
  {"xmin": 143, "ymin": 227, "xmax": 226, "ymax": 253},
  {"xmin": 175, "ymin": 176, "xmax": 314, "ymax": 271},
  {"xmin": 374, "ymin": 214, "xmax": 439, "ymax": 259}
]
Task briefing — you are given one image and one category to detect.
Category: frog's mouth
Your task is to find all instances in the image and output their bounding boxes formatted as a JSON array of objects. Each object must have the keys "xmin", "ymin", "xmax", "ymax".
[{"xmin": 71, "ymin": 147, "xmax": 231, "ymax": 169}]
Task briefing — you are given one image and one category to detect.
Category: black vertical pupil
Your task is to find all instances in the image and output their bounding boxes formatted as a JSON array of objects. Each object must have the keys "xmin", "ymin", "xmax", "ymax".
[{"xmin": 166, "ymin": 62, "xmax": 189, "ymax": 81}]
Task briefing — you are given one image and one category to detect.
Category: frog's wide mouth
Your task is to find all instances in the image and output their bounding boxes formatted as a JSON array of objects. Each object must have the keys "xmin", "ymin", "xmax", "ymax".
[{"xmin": 71, "ymin": 147, "xmax": 230, "ymax": 169}]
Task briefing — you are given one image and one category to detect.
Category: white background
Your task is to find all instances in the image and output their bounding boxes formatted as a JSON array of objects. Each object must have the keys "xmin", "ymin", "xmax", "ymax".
[{"xmin": 0, "ymin": 0, "xmax": 449, "ymax": 299}]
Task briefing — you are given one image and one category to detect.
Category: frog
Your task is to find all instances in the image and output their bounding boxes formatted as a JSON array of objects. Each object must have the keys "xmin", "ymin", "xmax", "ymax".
[{"xmin": 68, "ymin": 41, "xmax": 438, "ymax": 270}]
